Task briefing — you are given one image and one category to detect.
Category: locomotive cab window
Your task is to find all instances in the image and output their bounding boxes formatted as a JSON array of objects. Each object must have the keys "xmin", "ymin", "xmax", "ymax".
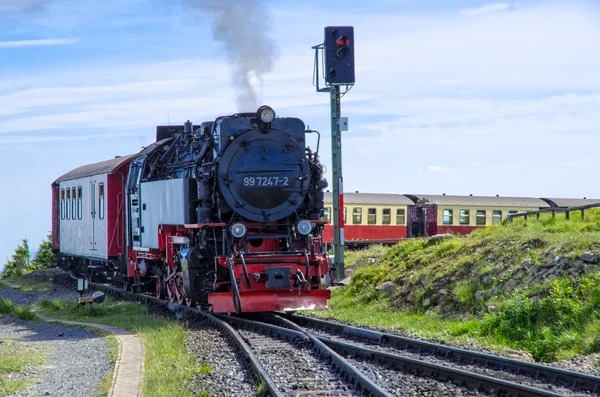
[
  {"xmin": 476, "ymin": 210, "xmax": 487, "ymax": 226},
  {"xmin": 60, "ymin": 189, "xmax": 65, "ymax": 220},
  {"xmin": 492, "ymin": 210, "xmax": 502, "ymax": 225},
  {"xmin": 77, "ymin": 186, "xmax": 82, "ymax": 220},
  {"xmin": 382, "ymin": 208, "xmax": 391, "ymax": 225},
  {"xmin": 99, "ymin": 183, "xmax": 105, "ymax": 220},
  {"xmin": 71, "ymin": 187, "xmax": 76, "ymax": 220},
  {"xmin": 352, "ymin": 207, "xmax": 362, "ymax": 225},
  {"xmin": 443, "ymin": 209, "xmax": 453, "ymax": 225},
  {"xmin": 396, "ymin": 209, "xmax": 405, "ymax": 225},
  {"xmin": 459, "ymin": 209, "xmax": 470, "ymax": 225},
  {"xmin": 367, "ymin": 208, "xmax": 376, "ymax": 225},
  {"xmin": 66, "ymin": 188, "xmax": 70, "ymax": 220},
  {"xmin": 322, "ymin": 207, "xmax": 331, "ymax": 222}
]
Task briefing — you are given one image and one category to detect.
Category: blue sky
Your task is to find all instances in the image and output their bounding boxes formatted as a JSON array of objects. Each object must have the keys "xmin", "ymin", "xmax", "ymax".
[{"xmin": 0, "ymin": 0, "xmax": 599, "ymax": 264}]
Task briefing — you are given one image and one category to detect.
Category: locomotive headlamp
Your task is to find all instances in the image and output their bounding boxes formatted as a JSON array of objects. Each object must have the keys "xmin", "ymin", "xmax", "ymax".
[
  {"xmin": 296, "ymin": 219, "xmax": 313, "ymax": 236},
  {"xmin": 230, "ymin": 222, "xmax": 247, "ymax": 239},
  {"xmin": 258, "ymin": 106, "xmax": 275, "ymax": 123}
]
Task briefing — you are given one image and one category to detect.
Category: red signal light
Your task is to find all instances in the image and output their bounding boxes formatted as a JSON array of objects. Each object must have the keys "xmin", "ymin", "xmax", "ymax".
[{"xmin": 336, "ymin": 36, "xmax": 350, "ymax": 46}]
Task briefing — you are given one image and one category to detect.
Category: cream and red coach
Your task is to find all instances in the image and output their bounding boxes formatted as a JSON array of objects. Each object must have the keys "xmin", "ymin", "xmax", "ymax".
[{"xmin": 321, "ymin": 193, "xmax": 599, "ymax": 244}]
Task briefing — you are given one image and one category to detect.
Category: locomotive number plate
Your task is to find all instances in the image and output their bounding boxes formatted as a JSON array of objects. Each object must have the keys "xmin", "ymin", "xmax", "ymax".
[{"xmin": 243, "ymin": 176, "xmax": 289, "ymax": 187}]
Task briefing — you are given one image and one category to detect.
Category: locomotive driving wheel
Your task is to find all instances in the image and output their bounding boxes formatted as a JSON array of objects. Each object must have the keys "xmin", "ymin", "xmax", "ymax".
[
  {"xmin": 175, "ymin": 275, "xmax": 194, "ymax": 307},
  {"xmin": 167, "ymin": 277, "xmax": 177, "ymax": 303},
  {"xmin": 155, "ymin": 276, "xmax": 166, "ymax": 299}
]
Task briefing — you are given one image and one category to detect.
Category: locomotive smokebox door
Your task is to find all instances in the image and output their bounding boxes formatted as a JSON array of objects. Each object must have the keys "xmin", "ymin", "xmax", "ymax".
[
  {"xmin": 217, "ymin": 115, "xmax": 312, "ymax": 222},
  {"xmin": 266, "ymin": 267, "xmax": 292, "ymax": 289}
]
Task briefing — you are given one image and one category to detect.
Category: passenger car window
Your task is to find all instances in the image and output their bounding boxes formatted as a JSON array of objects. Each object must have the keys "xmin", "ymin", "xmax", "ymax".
[
  {"xmin": 459, "ymin": 209, "xmax": 470, "ymax": 225},
  {"xmin": 60, "ymin": 189, "xmax": 65, "ymax": 220},
  {"xmin": 66, "ymin": 188, "xmax": 71, "ymax": 220},
  {"xmin": 367, "ymin": 208, "xmax": 376, "ymax": 225},
  {"xmin": 396, "ymin": 209, "xmax": 405, "ymax": 225},
  {"xmin": 71, "ymin": 187, "xmax": 76, "ymax": 220},
  {"xmin": 492, "ymin": 210, "xmax": 502, "ymax": 225},
  {"xmin": 382, "ymin": 208, "xmax": 391, "ymax": 225},
  {"xmin": 322, "ymin": 207, "xmax": 331, "ymax": 222},
  {"xmin": 77, "ymin": 186, "xmax": 82, "ymax": 219},
  {"xmin": 443, "ymin": 209, "xmax": 453, "ymax": 225},
  {"xmin": 476, "ymin": 210, "xmax": 487, "ymax": 226},
  {"xmin": 353, "ymin": 207, "xmax": 362, "ymax": 225},
  {"xmin": 99, "ymin": 183, "xmax": 105, "ymax": 220}
]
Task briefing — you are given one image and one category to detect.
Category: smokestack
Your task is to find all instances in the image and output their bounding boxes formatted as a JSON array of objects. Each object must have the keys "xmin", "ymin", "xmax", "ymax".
[{"xmin": 190, "ymin": 0, "xmax": 276, "ymax": 112}]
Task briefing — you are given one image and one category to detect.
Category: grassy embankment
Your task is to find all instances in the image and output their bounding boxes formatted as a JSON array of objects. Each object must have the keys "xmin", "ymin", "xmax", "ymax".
[
  {"xmin": 315, "ymin": 209, "xmax": 600, "ymax": 362},
  {"xmin": 36, "ymin": 297, "xmax": 211, "ymax": 397}
]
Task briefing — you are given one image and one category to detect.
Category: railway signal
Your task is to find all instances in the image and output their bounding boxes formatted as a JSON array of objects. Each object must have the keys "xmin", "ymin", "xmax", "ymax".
[
  {"xmin": 312, "ymin": 26, "xmax": 356, "ymax": 281},
  {"xmin": 324, "ymin": 26, "xmax": 355, "ymax": 85}
]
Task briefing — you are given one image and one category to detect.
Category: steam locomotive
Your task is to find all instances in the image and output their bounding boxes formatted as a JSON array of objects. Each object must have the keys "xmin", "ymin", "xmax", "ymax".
[{"xmin": 52, "ymin": 106, "xmax": 332, "ymax": 313}]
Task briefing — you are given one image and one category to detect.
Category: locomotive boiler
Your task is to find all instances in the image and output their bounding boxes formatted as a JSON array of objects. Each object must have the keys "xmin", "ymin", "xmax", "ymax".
[{"xmin": 52, "ymin": 106, "xmax": 332, "ymax": 313}]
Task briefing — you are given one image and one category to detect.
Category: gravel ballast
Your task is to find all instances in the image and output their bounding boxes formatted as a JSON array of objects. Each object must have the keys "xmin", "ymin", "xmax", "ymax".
[{"xmin": 185, "ymin": 323, "xmax": 256, "ymax": 397}]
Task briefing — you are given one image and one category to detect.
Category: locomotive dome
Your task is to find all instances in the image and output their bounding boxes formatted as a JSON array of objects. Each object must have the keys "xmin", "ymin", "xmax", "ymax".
[{"xmin": 217, "ymin": 106, "xmax": 311, "ymax": 222}]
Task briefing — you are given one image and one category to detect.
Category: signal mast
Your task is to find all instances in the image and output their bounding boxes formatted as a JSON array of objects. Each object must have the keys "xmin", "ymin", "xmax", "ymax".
[{"xmin": 312, "ymin": 26, "xmax": 355, "ymax": 280}]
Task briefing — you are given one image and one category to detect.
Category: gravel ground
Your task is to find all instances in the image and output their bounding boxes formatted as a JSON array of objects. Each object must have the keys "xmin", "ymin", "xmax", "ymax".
[
  {"xmin": 0, "ymin": 269, "xmax": 80, "ymax": 306},
  {"xmin": 0, "ymin": 315, "xmax": 113, "ymax": 397},
  {"xmin": 0, "ymin": 270, "xmax": 114, "ymax": 397},
  {"xmin": 185, "ymin": 322, "xmax": 256, "ymax": 397},
  {"xmin": 304, "ymin": 314, "xmax": 600, "ymax": 377}
]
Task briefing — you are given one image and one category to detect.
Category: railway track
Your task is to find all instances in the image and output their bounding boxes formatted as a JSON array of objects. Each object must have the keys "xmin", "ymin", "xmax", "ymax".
[
  {"xmin": 85, "ymin": 280, "xmax": 600, "ymax": 396},
  {"xmin": 270, "ymin": 312, "xmax": 600, "ymax": 397}
]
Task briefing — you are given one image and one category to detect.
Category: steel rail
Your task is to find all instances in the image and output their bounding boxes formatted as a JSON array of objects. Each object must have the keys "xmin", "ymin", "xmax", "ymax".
[
  {"xmin": 220, "ymin": 313, "xmax": 393, "ymax": 397},
  {"xmin": 266, "ymin": 313, "xmax": 568, "ymax": 397},
  {"xmin": 85, "ymin": 280, "xmax": 391, "ymax": 396},
  {"xmin": 278, "ymin": 312, "xmax": 600, "ymax": 395},
  {"xmin": 82, "ymin": 281, "xmax": 284, "ymax": 397}
]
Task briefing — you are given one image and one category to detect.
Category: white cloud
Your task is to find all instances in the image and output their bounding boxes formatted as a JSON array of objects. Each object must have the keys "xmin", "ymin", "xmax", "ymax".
[
  {"xmin": 460, "ymin": 2, "xmax": 511, "ymax": 17},
  {"xmin": 0, "ymin": 39, "xmax": 77, "ymax": 48}
]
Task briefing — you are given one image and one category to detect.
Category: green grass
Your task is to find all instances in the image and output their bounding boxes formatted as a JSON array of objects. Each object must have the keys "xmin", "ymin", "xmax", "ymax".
[
  {"xmin": 315, "ymin": 208, "xmax": 600, "ymax": 362},
  {"xmin": 0, "ymin": 340, "xmax": 48, "ymax": 396},
  {"xmin": 0, "ymin": 298, "xmax": 39, "ymax": 321},
  {"xmin": 0, "ymin": 298, "xmax": 13, "ymax": 314},
  {"xmin": 255, "ymin": 378, "xmax": 268, "ymax": 396},
  {"xmin": 36, "ymin": 297, "xmax": 212, "ymax": 397},
  {"xmin": 97, "ymin": 332, "xmax": 119, "ymax": 396}
]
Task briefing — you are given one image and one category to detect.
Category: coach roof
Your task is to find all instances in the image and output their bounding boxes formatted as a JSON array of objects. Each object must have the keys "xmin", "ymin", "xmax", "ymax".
[
  {"xmin": 406, "ymin": 194, "xmax": 550, "ymax": 208},
  {"xmin": 324, "ymin": 192, "xmax": 414, "ymax": 205},
  {"xmin": 54, "ymin": 154, "xmax": 135, "ymax": 183},
  {"xmin": 542, "ymin": 198, "xmax": 600, "ymax": 208}
]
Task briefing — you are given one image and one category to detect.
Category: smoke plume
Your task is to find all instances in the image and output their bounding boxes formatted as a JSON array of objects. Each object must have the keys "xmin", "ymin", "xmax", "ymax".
[{"xmin": 191, "ymin": 0, "xmax": 276, "ymax": 112}]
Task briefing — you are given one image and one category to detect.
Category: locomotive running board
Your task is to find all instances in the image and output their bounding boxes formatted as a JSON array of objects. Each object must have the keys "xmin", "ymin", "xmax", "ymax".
[{"xmin": 209, "ymin": 289, "xmax": 331, "ymax": 313}]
